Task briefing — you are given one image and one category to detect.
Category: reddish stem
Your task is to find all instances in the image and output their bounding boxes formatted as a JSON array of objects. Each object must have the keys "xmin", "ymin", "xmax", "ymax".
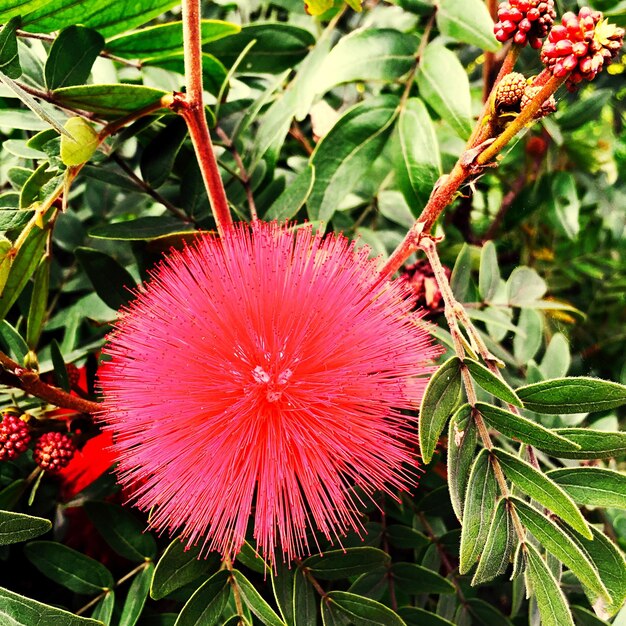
[{"xmin": 179, "ymin": 0, "xmax": 232, "ymax": 236}]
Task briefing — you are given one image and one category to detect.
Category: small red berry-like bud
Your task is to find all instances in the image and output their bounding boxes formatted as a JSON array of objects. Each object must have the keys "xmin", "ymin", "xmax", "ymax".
[
  {"xmin": 0, "ymin": 414, "xmax": 31, "ymax": 461},
  {"xmin": 494, "ymin": 0, "xmax": 556, "ymax": 47},
  {"xmin": 542, "ymin": 8, "xmax": 624, "ymax": 89},
  {"xmin": 34, "ymin": 432, "xmax": 76, "ymax": 472},
  {"xmin": 65, "ymin": 363, "xmax": 81, "ymax": 388},
  {"xmin": 526, "ymin": 135, "xmax": 548, "ymax": 158}
]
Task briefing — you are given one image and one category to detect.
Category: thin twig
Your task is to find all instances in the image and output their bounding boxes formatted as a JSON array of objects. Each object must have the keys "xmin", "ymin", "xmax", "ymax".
[
  {"xmin": 215, "ymin": 126, "xmax": 257, "ymax": 221},
  {"xmin": 0, "ymin": 350, "xmax": 101, "ymax": 414}
]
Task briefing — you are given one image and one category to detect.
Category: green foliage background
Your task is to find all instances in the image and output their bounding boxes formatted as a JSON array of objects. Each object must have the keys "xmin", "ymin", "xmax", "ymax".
[{"xmin": 0, "ymin": 0, "xmax": 625, "ymax": 624}]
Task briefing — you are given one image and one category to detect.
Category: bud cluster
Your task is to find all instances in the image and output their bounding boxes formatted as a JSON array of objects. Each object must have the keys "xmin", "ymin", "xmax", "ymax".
[
  {"xmin": 494, "ymin": 73, "xmax": 557, "ymax": 119},
  {"xmin": 33, "ymin": 432, "xmax": 76, "ymax": 472},
  {"xmin": 494, "ymin": 0, "xmax": 556, "ymax": 49},
  {"xmin": 541, "ymin": 8, "xmax": 624, "ymax": 87},
  {"xmin": 0, "ymin": 414, "xmax": 31, "ymax": 461}
]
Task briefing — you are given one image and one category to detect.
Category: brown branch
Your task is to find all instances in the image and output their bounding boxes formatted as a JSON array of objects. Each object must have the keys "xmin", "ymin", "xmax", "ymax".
[
  {"xmin": 0, "ymin": 351, "xmax": 101, "ymax": 414},
  {"xmin": 177, "ymin": 0, "xmax": 232, "ymax": 237}
]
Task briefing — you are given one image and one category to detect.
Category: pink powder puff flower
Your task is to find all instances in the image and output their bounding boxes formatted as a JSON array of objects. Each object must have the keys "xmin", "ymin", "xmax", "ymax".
[{"xmin": 98, "ymin": 221, "xmax": 439, "ymax": 564}]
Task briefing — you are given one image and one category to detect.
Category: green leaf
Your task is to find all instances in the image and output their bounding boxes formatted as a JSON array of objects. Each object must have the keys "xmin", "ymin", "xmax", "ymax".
[
  {"xmin": 313, "ymin": 28, "xmax": 417, "ymax": 95},
  {"xmin": 0, "ymin": 510, "xmax": 51, "ymax": 545},
  {"xmin": 436, "ymin": 0, "xmax": 500, "ymax": 50},
  {"xmin": 89, "ymin": 217, "xmax": 197, "ymax": 241},
  {"xmin": 75, "ymin": 247, "xmax": 137, "ymax": 310},
  {"xmin": 516, "ymin": 377, "xmax": 626, "ymax": 414},
  {"xmin": 386, "ymin": 525, "xmax": 429, "ymax": 550},
  {"xmin": 392, "ymin": 563, "xmax": 455, "ymax": 594},
  {"xmin": 416, "ymin": 43, "xmax": 472, "ymax": 139},
  {"xmin": 232, "ymin": 570, "xmax": 286, "ymax": 626},
  {"xmin": 308, "ymin": 95, "xmax": 399, "ymax": 222},
  {"xmin": 21, "ymin": 0, "xmax": 179, "ymax": 38},
  {"xmin": 0, "ymin": 236, "xmax": 13, "ymax": 297},
  {"xmin": 20, "ymin": 162, "xmax": 57, "ymax": 209},
  {"xmin": 396, "ymin": 607, "xmax": 455, "ymax": 626},
  {"xmin": 0, "ymin": 320, "xmax": 28, "ymax": 363},
  {"xmin": 447, "ymin": 404, "xmax": 476, "ymax": 522},
  {"xmin": 548, "ymin": 428, "xmax": 626, "ymax": 459},
  {"xmin": 50, "ymin": 339, "xmax": 70, "ymax": 392},
  {"xmin": 465, "ymin": 360, "xmax": 522, "ymax": 407},
  {"xmin": 450, "ymin": 243, "xmax": 472, "ymax": 302},
  {"xmin": 493, "ymin": 448, "xmax": 591, "ymax": 538},
  {"xmin": 0, "ymin": 586, "xmax": 103, "ymax": 626},
  {"xmin": 524, "ymin": 543, "xmax": 575, "ymax": 626},
  {"xmin": 551, "ymin": 172, "xmax": 580, "ymax": 240},
  {"xmin": 146, "ymin": 52, "xmax": 227, "ymax": 96},
  {"xmin": 419, "ymin": 356, "xmax": 463, "ymax": 464},
  {"xmin": 571, "ymin": 606, "xmax": 611, "ymax": 626},
  {"xmin": 271, "ymin": 562, "xmax": 295, "ymax": 626},
  {"xmin": 513, "ymin": 308, "xmax": 543, "ymax": 364},
  {"xmin": 91, "ymin": 591, "xmax": 115, "ymax": 624},
  {"xmin": 105, "ymin": 20, "xmax": 240, "ymax": 59},
  {"xmin": 140, "ymin": 116, "xmax": 188, "ymax": 189},
  {"xmin": 476, "ymin": 402, "xmax": 580, "ymax": 453},
  {"xmin": 0, "ymin": 223, "xmax": 47, "ymax": 320},
  {"xmin": 53, "ymin": 84, "xmax": 168, "ymax": 118},
  {"xmin": 26, "ymin": 257, "xmax": 49, "ymax": 348},
  {"xmin": 507, "ymin": 267, "xmax": 547, "ymax": 305},
  {"xmin": 151, "ymin": 538, "xmax": 220, "ymax": 601},
  {"xmin": 398, "ymin": 97, "xmax": 442, "ymax": 208},
  {"xmin": 324, "ymin": 591, "xmax": 406, "ymax": 625},
  {"xmin": 547, "ymin": 468, "xmax": 626, "ymax": 509},
  {"xmin": 472, "ymin": 498, "xmax": 515, "ymax": 585},
  {"xmin": 60, "ymin": 117, "xmax": 99, "ymax": 166},
  {"xmin": 84, "ymin": 501, "xmax": 157, "ymax": 561},
  {"xmin": 24, "ymin": 540, "xmax": 114, "ymax": 595},
  {"xmin": 0, "ymin": 16, "xmax": 21, "ymax": 79},
  {"xmin": 303, "ymin": 547, "xmax": 390, "ymax": 581},
  {"xmin": 173, "ymin": 570, "xmax": 230, "ymax": 626},
  {"xmin": 44, "ymin": 26, "xmax": 103, "ymax": 89},
  {"xmin": 204, "ymin": 23, "xmax": 315, "ymax": 74},
  {"xmin": 479, "ymin": 241, "xmax": 500, "ymax": 302},
  {"xmin": 573, "ymin": 526, "xmax": 626, "ymax": 619},
  {"xmin": 264, "ymin": 166, "xmax": 315, "ymax": 221},
  {"xmin": 511, "ymin": 498, "xmax": 608, "ymax": 600},
  {"xmin": 459, "ymin": 449, "xmax": 498, "ymax": 574},
  {"xmin": 465, "ymin": 599, "xmax": 513, "ymax": 626},
  {"xmin": 119, "ymin": 563, "xmax": 153, "ymax": 626},
  {"xmin": 541, "ymin": 333, "xmax": 571, "ymax": 379},
  {"xmin": 293, "ymin": 566, "xmax": 317, "ymax": 626}
]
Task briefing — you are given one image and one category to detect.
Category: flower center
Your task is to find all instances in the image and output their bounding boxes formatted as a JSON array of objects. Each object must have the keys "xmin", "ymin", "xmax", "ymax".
[{"xmin": 251, "ymin": 365, "xmax": 294, "ymax": 403}]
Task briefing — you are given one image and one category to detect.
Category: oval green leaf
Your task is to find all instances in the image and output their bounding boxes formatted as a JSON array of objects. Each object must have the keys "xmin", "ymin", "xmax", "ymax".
[
  {"xmin": 324, "ymin": 591, "xmax": 405, "ymax": 626},
  {"xmin": 119, "ymin": 563, "xmax": 153, "ymax": 626},
  {"xmin": 516, "ymin": 377, "xmax": 626, "ymax": 414},
  {"xmin": 436, "ymin": 0, "xmax": 500, "ymax": 51},
  {"xmin": 84, "ymin": 501, "xmax": 157, "ymax": 561},
  {"xmin": 416, "ymin": 43, "xmax": 472, "ymax": 139},
  {"xmin": 419, "ymin": 356, "xmax": 463, "ymax": 464},
  {"xmin": 232, "ymin": 570, "xmax": 286, "ymax": 626},
  {"xmin": 0, "ymin": 510, "xmax": 51, "ymax": 545},
  {"xmin": 511, "ymin": 498, "xmax": 608, "ymax": 601},
  {"xmin": 24, "ymin": 540, "xmax": 114, "ymax": 595},
  {"xmin": 151, "ymin": 538, "xmax": 221, "ymax": 601},
  {"xmin": 173, "ymin": 570, "xmax": 230, "ymax": 626},
  {"xmin": 0, "ymin": 586, "xmax": 103, "ymax": 626},
  {"xmin": 465, "ymin": 360, "xmax": 522, "ymax": 407},
  {"xmin": 392, "ymin": 563, "xmax": 455, "ymax": 595},
  {"xmin": 476, "ymin": 402, "xmax": 580, "ymax": 453},
  {"xmin": 60, "ymin": 117, "xmax": 99, "ymax": 166},
  {"xmin": 547, "ymin": 467, "xmax": 626, "ymax": 509},
  {"xmin": 459, "ymin": 449, "xmax": 498, "ymax": 574},
  {"xmin": 302, "ymin": 547, "xmax": 390, "ymax": 581},
  {"xmin": 447, "ymin": 403, "xmax": 476, "ymax": 522}
]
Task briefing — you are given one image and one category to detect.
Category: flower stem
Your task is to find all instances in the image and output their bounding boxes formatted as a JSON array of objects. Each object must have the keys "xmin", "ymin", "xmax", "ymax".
[
  {"xmin": 179, "ymin": 0, "xmax": 232, "ymax": 236},
  {"xmin": 0, "ymin": 350, "xmax": 101, "ymax": 414}
]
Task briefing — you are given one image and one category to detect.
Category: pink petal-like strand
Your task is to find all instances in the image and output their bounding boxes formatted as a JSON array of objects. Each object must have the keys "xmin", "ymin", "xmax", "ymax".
[{"xmin": 99, "ymin": 221, "xmax": 439, "ymax": 564}]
